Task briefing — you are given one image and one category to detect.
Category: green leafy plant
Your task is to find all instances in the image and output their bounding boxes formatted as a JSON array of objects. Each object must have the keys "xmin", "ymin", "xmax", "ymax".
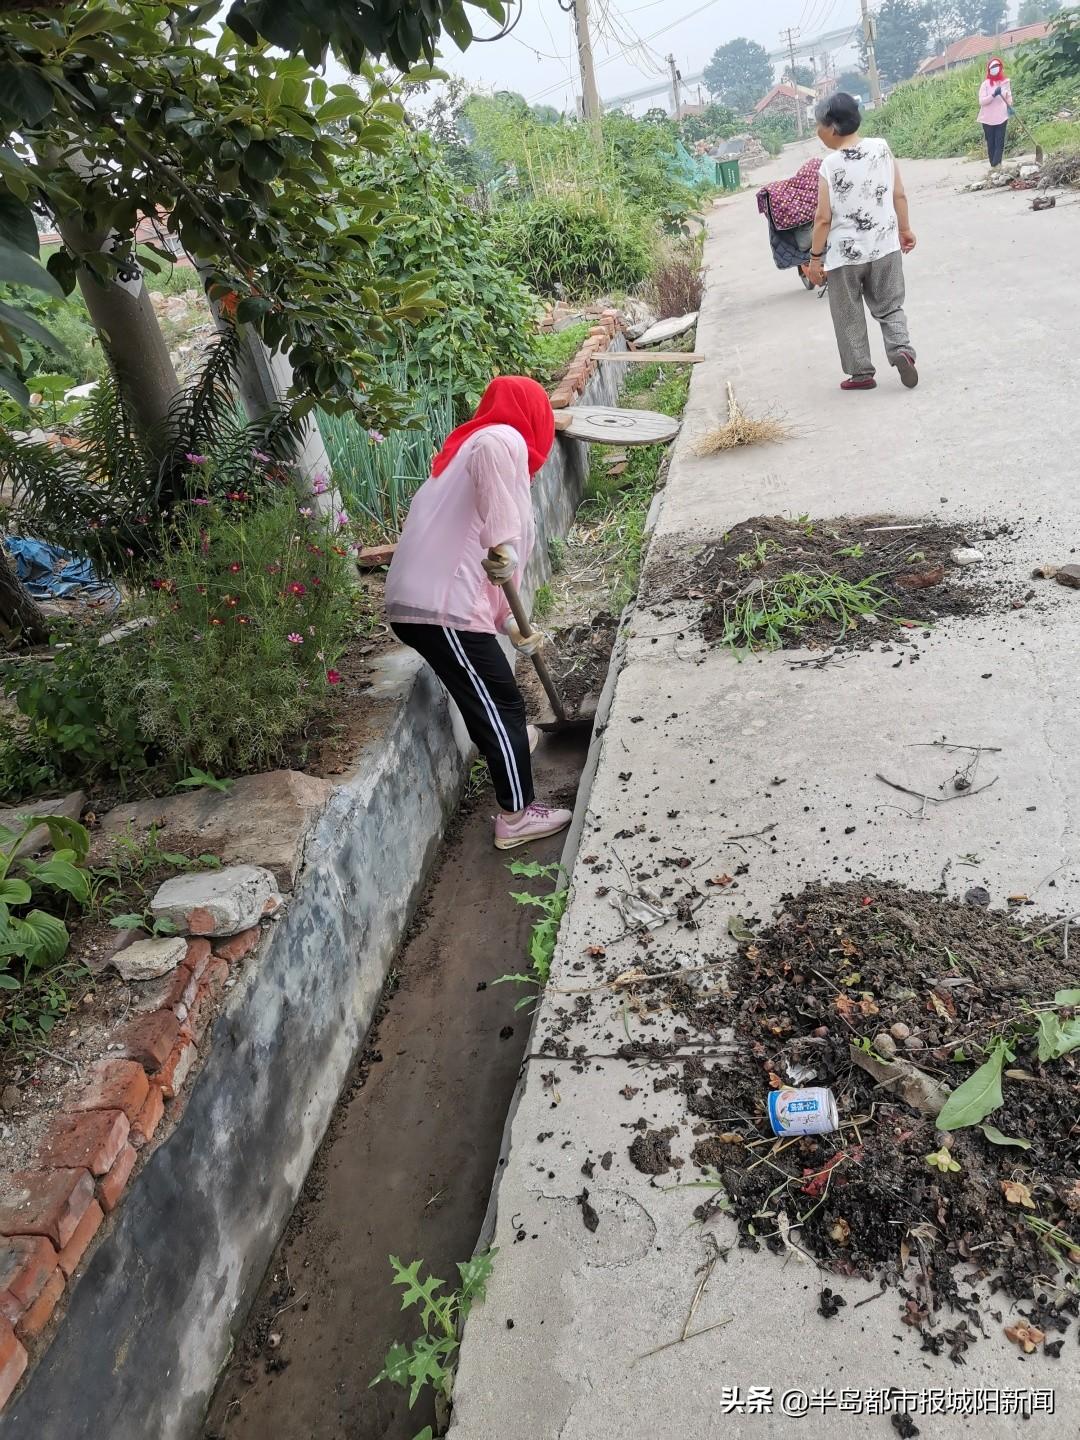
[
  {"xmin": 176, "ymin": 768, "xmax": 233, "ymax": 794},
  {"xmin": 370, "ymin": 1250, "xmax": 495, "ymax": 1432},
  {"xmin": 493, "ymin": 198, "xmax": 654, "ymax": 298},
  {"xmin": 493, "ymin": 860, "xmax": 568, "ymax": 1007},
  {"xmin": 319, "ymin": 373, "xmax": 456, "ymax": 541},
  {"xmin": 717, "ymin": 571, "xmax": 895, "ymax": 656},
  {"xmin": 936, "ymin": 988, "xmax": 1080, "ymax": 1133},
  {"xmin": 924, "ymin": 1145, "xmax": 962, "ymax": 1174},
  {"xmin": 339, "ymin": 129, "xmax": 539, "ymax": 412},
  {"xmin": 531, "ymin": 323, "xmax": 591, "ymax": 389},
  {"xmin": 0, "ymin": 813, "xmax": 90, "ymax": 1040},
  {"xmin": 87, "ymin": 826, "xmax": 220, "ymax": 927}
]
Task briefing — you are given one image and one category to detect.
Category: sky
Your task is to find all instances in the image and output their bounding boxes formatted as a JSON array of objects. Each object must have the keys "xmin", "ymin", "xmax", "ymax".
[{"xmin": 437, "ymin": 0, "xmax": 864, "ymax": 113}]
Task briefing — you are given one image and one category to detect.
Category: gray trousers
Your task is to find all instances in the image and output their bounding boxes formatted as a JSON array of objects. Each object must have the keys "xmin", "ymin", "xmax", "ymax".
[{"xmin": 826, "ymin": 251, "xmax": 913, "ymax": 379}]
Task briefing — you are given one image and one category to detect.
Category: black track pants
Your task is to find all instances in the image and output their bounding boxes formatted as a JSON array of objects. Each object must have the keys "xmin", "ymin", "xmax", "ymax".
[{"xmin": 392, "ymin": 622, "xmax": 534, "ymax": 813}]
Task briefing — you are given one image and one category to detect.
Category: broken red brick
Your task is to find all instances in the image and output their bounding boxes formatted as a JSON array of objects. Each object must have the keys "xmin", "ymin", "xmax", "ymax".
[
  {"xmin": 151, "ymin": 1034, "xmax": 197, "ymax": 1100},
  {"xmin": 96, "ymin": 1145, "xmax": 137, "ymax": 1214},
  {"xmin": 0, "ymin": 1170, "xmax": 95, "ymax": 1249},
  {"xmin": 72, "ymin": 1059, "xmax": 149, "ymax": 1123},
  {"xmin": 184, "ymin": 938, "xmax": 212, "ymax": 978},
  {"xmin": 14, "ymin": 1267, "xmax": 64, "ymax": 1342},
  {"xmin": 204, "ymin": 956, "xmax": 229, "ymax": 999},
  {"xmin": 166, "ymin": 966, "xmax": 199, "ymax": 1022},
  {"xmin": 549, "ymin": 386, "xmax": 572, "ymax": 409},
  {"xmin": 357, "ymin": 543, "xmax": 397, "ymax": 568},
  {"xmin": 185, "ymin": 983, "xmax": 214, "ymax": 1043},
  {"xmin": 186, "ymin": 906, "xmax": 216, "ymax": 936},
  {"xmin": 117, "ymin": 1010, "xmax": 180, "ymax": 1070},
  {"xmin": 213, "ymin": 927, "xmax": 260, "ymax": 964},
  {"xmin": 0, "ymin": 1318, "xmax": 28, "ymax": 1410},
  {"xmin": 56, "ymin": 1200, "xmax": 103, "ymax": 1279},
  {"xmin": 129, "ymin": 1087, "xmax": 165, "ymax": 1150},
  {"xmin": 38, "ymin": 1110, "xmax": 129, "ymax": 1177},
  {"xmin": 0, "ymin": 1236, "xmax": 57, "ymax": 1325}
]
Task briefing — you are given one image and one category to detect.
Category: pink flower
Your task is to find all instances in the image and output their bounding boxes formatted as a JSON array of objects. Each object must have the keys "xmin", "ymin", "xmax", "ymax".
[
  {"xmin": 224, "ymin": 594, "xmax": 239, "ymax": 608},
  {"xmin": 311, "ymin": 473, "xmax": 329, "ymax": 496},
  {"xmin": 298, "ymin": 505, "xmax": 314, "ymax": 519},
  {"xmin": 228, "ymin": 561, "xmax": 242, "ymax": 573},
  {"xmin": 287, "ymin": 632, "xmax": 303, "ymax": 645},
  {"xmin": 326, "ymin": 669, "xmax": 342, "ymax": 685},
  {"xmin": 191, "ymin": 497, "xmax": 211, "ymax": 506},
  {"xmin": 287, "ymin": 581, "xmax": 307, "ymax": 598},
  {"xmin": 185, "ymin": 453, "xmax": 208, "ymax": 465},
  {"xmin": 335, "ymin": 510, "xmax": 348, "ymax": 529},
  {"xmin": 266, "ymin": 562, "xmax": 281, "ymax": 575},
  {"xmin": 368, "ymin": 429, "xmax": 385, "ymax": 445},
  {"xmin": 236, "ymin": 614, "xmax": 251, "ymax": 626},
  {"xmin": 252, "ymin": 448, "xmax": 273, "ymax": 464}
]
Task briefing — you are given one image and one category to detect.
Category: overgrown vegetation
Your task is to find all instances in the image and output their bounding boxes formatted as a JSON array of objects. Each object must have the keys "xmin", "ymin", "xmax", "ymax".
[
  {"xmin": 581, "ymin": 350, "xmax": 692, "ymax": 610},
  {"xmin": 531, "ymin": 323, "xmax": 592, "ymax": 388},
  {"xmin": 340, "ymin": 128, "xmax": 538, "ymax": 411},
  {"xmin": 0, "ymin": 812, "xmax": 90, "ymax": 1044},
  {"xmin": 319, "ymin": 373, "xmax": 456, "ymax": 539},
  {"xmin": 0, "ymin": 492, "xmax": 355, "ymax": 800}
]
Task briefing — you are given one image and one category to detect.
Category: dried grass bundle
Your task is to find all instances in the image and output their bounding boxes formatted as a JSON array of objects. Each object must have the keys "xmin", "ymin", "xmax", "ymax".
[{"xmin": 693, "ymin": 382, "xmax": 790, "ymax": 456}]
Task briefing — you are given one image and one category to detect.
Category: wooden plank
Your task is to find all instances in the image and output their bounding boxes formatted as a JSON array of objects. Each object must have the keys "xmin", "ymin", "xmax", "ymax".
[{"xmin": 597, "ymin": 351, "xmax": 704, "ymax": 363}]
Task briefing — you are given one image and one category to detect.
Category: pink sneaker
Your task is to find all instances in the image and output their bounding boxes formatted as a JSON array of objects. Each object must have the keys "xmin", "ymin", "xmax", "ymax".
[{"xmin": 494, "ymin": 802, "xmax": 573, "ymax": 851}]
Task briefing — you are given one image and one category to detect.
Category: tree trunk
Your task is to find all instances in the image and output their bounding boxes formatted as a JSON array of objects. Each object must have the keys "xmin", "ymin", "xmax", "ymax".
[
  {"xmin": 51, "ymin": 162, "xmax": 182, "ymax": 454},
  {"xmin": 0, "ymin": 546, "xmax": 51, "ymax": 647}
]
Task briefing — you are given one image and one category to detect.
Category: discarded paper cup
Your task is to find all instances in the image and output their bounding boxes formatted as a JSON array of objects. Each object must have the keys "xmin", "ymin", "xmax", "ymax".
[{"xmin": 767, "ymin": 1086, "xmax": 838, "ymax": 1137}]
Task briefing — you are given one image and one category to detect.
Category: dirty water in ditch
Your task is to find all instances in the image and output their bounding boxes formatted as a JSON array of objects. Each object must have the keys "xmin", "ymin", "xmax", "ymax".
[{"xmin": 204, "ymin": 729, "xmax": 589, "ymax": 1440}]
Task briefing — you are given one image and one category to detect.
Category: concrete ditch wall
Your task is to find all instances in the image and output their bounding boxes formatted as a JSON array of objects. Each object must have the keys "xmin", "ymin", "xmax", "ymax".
[{"xmin": 0, "ymin": 349, "xmax": 623, "ymax": 1440}]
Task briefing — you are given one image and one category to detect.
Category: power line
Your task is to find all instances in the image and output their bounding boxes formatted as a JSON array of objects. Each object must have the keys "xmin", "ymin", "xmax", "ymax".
[{"xmin": 526, "ymin": 0, "xmax": 725, "ymax": 102}]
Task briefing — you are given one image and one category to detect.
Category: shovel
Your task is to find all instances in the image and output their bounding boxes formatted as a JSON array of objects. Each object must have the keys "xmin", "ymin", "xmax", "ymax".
[
  {"xmin": 501, "ymin": 575, "xmax": 597, "ymax": 735},
  {"xmin": 1007, "ymin": 104, "xmax": 1044, "ymax": 165}
]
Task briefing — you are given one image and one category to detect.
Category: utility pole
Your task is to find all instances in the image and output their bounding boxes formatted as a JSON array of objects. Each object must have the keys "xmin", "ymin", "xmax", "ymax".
[
  {"xmin": 667, "ymin": 53, "xmax": 681, "ymax": 119},
  {"xmin": 859, "ymin": 0, "xmax": 882, "ymax": 107},
  {"xmin": 780, "ymin": 26, "xmax": 804, "ymax": 137},
  {"xmin": 572, "ymin": 0, "xmax": 604, "ymax": 149}
]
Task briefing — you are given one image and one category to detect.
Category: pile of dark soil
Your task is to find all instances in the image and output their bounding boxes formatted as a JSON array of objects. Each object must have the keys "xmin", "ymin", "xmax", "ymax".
[
  {"xmin": 660, "ymin": 880, "xmax": 1080, "ymax": 1351},
  {"xmin": 520, "ymin": 613, "xmax": 617, "ymax": 720},
  {"xmin": 644, "ymin": 515, "xmax": 1008, "ymax": 652}
]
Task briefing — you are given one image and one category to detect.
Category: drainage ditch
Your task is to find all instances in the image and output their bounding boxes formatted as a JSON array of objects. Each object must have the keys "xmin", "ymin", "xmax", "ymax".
[{"xmin": 203, "ymin": 727, "xmax": 592, "ymax": 1440}]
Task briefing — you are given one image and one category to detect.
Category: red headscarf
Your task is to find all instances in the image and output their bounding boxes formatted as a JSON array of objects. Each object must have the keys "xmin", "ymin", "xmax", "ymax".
[
  {"xmin": 431, "ymin": 375, "xmax": 555, "ymax": 480},
  {"xmin": 986, "ymin": 56, "xmax": 1007, "ymax": 84}
]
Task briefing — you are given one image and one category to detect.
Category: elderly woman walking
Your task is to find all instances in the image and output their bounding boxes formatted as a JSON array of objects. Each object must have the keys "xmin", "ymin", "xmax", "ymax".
[{"xmin": 978, "ymin": 56, "xmax": 1013, "ymax": 169}]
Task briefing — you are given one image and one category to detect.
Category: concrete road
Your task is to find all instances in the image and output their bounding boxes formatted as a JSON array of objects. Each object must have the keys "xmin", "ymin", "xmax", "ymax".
[{"xmin": 449, "ymin": 149, "xmax": 1080, "ymax": 1439}]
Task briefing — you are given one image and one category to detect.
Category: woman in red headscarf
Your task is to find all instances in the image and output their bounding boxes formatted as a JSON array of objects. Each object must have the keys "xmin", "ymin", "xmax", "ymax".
[
  {"xmin": 385, "ymin": 376, "xmax": 573, "ymax": 850},
  {"xmin": 978, "ymin": 57, "xmax": 1013, "ymax": 169}
]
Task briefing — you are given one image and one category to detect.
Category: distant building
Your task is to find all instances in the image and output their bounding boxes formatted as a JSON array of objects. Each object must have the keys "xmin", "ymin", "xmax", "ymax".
[
  {"xmin": 675, "ymin": 100, "xmax": 707, "ymax": 122},
  {"xmin": 751, "ymin": 82, "xmax": 817, "ymax": 123},
  {"xmin": 917, "ymin": 20, "xmax": 1052, "ymax": 77}
]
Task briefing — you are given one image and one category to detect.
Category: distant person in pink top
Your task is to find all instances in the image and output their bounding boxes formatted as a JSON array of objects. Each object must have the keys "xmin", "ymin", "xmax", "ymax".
[
  {"xmin": 978, "ymin": 56, "xmax": 1013, "ymax": 169},
  {"xmin": 386, "ymin": 375, "xmax": 573, "ymax": 850}
]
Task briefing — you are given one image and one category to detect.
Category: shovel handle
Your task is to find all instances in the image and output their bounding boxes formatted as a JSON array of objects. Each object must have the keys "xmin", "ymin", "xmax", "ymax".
[{"xmin": 500, "ymin": 573, "xmax": 569, "ymax": 724}]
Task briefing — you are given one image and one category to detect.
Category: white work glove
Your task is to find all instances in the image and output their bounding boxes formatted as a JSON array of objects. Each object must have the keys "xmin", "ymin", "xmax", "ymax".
[
  {"xmin": 503, "ymin": 616, "xmax": 545, "ymax": 657},
  {"xmin": 482, "ymin": 543, "xmax": 518, "ymax": 586}
]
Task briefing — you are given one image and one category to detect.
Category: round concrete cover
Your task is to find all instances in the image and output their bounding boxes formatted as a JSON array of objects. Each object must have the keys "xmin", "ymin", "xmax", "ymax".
[{"xmin": 560, "ymin": 406, "xmax": 680, "ymax": 445}]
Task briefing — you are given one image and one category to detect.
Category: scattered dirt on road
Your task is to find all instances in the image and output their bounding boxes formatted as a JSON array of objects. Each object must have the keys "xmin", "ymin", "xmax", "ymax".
[
  {"xmin": 204, "ymin": 732, "xmax": 586, "ymax": 1440},
  {"xmin": 657, "ymin": 879, "xmax": 1080, "ymax": 1353},
  {"xmin": 644, "ymin": 515, "xmax": 1013, "ymax": 652}
]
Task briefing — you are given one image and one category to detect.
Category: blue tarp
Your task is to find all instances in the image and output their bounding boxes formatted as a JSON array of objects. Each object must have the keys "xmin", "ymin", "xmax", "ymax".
[{"xmin": 3, "ymin": 536, "xmax": 120, "ymax": 608}]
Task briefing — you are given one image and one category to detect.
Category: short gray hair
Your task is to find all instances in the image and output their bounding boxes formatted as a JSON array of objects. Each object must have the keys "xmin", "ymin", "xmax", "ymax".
[{"xmin": 815, "ymin": 92, "xmax": 862, "ymax": 135}]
